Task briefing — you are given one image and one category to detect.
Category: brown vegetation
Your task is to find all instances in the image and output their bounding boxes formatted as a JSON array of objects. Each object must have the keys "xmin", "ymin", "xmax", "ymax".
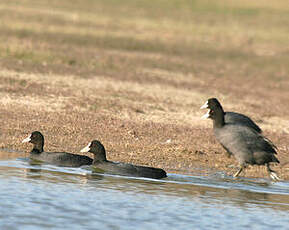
[{"xmin": 0, "ymin": 0, "xmax": 288, "ymax": 179}]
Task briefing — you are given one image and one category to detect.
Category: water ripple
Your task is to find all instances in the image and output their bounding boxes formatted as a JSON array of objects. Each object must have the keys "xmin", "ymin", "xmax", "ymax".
[{"xmin": 0, "ymin": 158, "xmax": 288, "ymax": 230}]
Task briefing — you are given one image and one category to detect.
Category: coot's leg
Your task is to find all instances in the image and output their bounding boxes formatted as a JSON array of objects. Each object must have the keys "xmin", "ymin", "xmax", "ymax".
[
  {"xmin": 233, "ymin": 165, "xmax": 244, "ymax": 177},
  {"xmin": 266, "ymin": 163, "xmax": 280, "ymax": 181}
]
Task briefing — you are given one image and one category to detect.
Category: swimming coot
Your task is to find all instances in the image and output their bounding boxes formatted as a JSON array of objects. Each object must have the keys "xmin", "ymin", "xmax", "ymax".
[
  {"xmin": 80, "ymin": 140, "xmax": 167, "ymax": 179},
  {"xmin": 22, "ymin": 131, "xmax": 93, "ymax": 167},
  {"xmin": 201, "ymin": 98, "xmax": 280, "ymax": 180}
]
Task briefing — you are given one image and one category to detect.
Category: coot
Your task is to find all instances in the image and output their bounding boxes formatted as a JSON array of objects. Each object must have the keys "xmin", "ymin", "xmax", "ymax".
[
  {"xmin": 201, "ymin": 99, "xmax": 262, "ymax": 133},
  {"xmin": 22, "ymin": 131, "xmax": 93, "ymax": 167},
  {"xmin": 201, "ymin": 98, "xmax": 280, "ymax": 180},
  {"xmin": 80, "ymin": 140, "xmax": 167, "ymax": 179}
]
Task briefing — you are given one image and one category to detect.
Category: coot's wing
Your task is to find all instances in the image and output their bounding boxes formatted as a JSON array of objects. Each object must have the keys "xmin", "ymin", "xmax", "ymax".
[
  {"xmin": 133, "ymin": 165, "xmax": 167, "ymax": 179},
  {"xmin": 225, "ymin": 112, "xmax": 262, "ymax": 133},
  {"xmin": 215, "ymin": 125, "xmax": 277, "ymax": 165},
  {"xmin": 43, "ymin": 152, "xmax": 93, "ymax": 167},
  {"xmin": 110, "ymin": 162, "xmax": 166, "ymax": 179}
]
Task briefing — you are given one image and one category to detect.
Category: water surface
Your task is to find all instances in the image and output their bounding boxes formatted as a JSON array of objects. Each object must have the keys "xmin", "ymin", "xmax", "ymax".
[{"xmin": 0, "ymin": 151, "xmax": 288, "ymax": 230}]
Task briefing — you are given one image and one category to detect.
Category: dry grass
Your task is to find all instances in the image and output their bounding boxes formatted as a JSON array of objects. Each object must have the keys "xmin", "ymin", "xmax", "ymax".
[{"xmin": 0, "ymin": 0, "xmax": 288, "ymax": 179}]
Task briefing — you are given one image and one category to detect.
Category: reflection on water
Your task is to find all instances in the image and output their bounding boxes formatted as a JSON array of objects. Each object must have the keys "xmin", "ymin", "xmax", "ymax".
[
  {"xmin": 0, "ymin": 153, "xmax": 288, "ymax": 229},
  {"xmin": 0, "ymin": 148, "xmax": 26, "ymax": 159}
]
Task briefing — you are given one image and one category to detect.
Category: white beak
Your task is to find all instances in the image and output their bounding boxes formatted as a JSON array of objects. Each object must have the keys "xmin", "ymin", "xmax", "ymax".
[
  {"xmin": 201, "ymin": 110, "xmax": 210, "ymax": 119},
  {"xmin": 200, "ymin": 101, "xmax": 209, "ymax": 109},
  {"xmin": 22, "ymin": 135, "xmax": 31, "ymax": 143},
  {"xmin": 80, "ymin": 142, "xmax": 91, "ymax": 153}
]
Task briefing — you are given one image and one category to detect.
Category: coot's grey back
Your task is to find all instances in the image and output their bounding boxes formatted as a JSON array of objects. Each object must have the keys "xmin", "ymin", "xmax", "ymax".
[
  {"xmin": 225, "ymin": 112, "xmax": 262, "ymax": 133},
  {"xmin": 30, "ymin": 152, "xmax": 93, "ymax": 167},
  {"xmin": 214, "ymin": 124, "xmax": 277, "ymax": 165},
  {"xmin": 92, "ymin": 161, "xmax": 167, "ymax": 179}
]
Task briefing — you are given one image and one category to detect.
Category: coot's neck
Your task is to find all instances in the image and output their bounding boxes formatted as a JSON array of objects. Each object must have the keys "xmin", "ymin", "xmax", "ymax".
[
  {"xmin": 213, "ymin": 108, "xmax": 225, "ymax": 128},
  {"xmin": 31, "ymin": 142, "xmax": 44, "ymax": 154},
  {"xmin": 93, "ymin": 150, "xmax": 107, "ymax": 164}
]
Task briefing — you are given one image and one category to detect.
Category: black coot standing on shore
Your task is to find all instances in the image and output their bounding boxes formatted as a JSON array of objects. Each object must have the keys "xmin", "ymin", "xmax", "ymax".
[
  {"xmin": 200, "ymin": 98, "xmax": 280, "ymax": 180},
  {"xmin": 80, "ymin": 140, "xmax": 167, "ymax": 179},
  {"xmin": 22, "ymin": 131, "xmax": 93, "ymax": 167},
  {"xmin": 200, "ymin": 98, "xmax": 263, "ymax": 157}
]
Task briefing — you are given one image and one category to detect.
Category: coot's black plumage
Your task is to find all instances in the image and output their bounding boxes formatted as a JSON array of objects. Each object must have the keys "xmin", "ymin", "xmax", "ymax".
[
  {"xmin": 201, "ymin": 98, "xmax": 263, "ymax": 158},
  {"xmin": 80, "ymin": 140, "xmax": 167, "ymax": 179},
  {"xmin": 201, "ymin": 99, "xmax": 262, "ymax": 133},
  {"xmin": 201, "ymin": 98, "xmax": 280, "ymax": 180},
  {"xmin": 22, "ymin": 131, "xmax": 93, "ymax": 167}
]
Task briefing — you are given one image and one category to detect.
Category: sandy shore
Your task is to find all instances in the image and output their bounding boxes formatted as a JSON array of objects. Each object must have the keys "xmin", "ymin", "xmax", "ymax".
[{"xmin": 0, "ymin": 0, "xmax": 288, "ymax": 180}]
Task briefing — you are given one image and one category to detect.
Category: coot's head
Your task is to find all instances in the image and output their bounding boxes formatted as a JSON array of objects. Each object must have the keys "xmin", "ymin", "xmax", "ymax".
[
  {"xmin": 200, "ymin": 98, "xmax": 225, "ymax": 124},
  {"xmin": 22, "ymin": 131, "xmax": 44, "ymax": 153},
  {"xmin": 22, "ymin": 131, "xmax": 44, "ymax": 145},
  {"xmin": 80, "ymin": 140, "xmax": 107, "ymax": 162}
]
